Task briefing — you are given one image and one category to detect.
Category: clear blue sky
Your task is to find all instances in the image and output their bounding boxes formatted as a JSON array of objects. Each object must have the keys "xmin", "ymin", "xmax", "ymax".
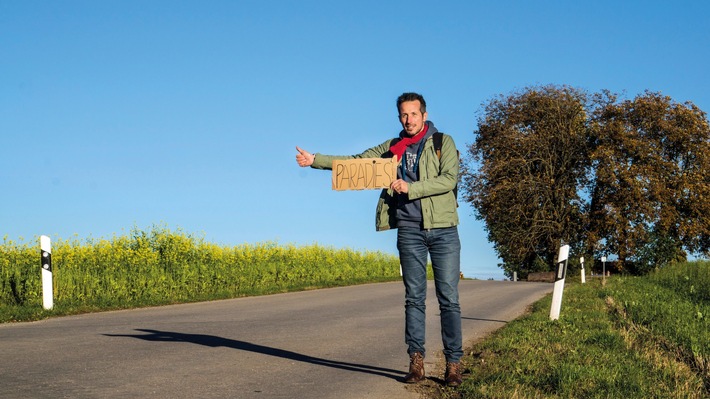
[{"xmin": 2, "ymin": 1, "xmax": 708, "ymax": 280}]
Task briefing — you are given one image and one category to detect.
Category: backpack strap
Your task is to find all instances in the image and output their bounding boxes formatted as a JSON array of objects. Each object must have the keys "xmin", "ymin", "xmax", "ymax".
[{"xmin": 433, "ymin": 132, "xmax": 444, "ymax": 159}]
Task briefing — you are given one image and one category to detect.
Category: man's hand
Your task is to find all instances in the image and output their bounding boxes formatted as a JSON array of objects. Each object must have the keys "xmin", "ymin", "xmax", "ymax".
[
  {"xmin": 391, "ymin": 179, "xmax": 409, "ymax": 194},
  {"xmin": 296, "ymin": 146, "xmax": 315, "ymax": 167}
]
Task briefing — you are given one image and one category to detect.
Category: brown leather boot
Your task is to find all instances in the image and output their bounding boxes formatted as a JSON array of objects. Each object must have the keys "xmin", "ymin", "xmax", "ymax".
[
  {"xmin": 404, "ymin": 352, "xmax": 425, "ymax": 383},
  {"xmin": 445, "ymin": 361, "xmax": 463, "ymax": 387}
]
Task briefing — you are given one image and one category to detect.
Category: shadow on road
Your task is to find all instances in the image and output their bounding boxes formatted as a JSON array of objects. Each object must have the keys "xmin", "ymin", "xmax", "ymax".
[{"xmin": 104, "ymin": 329, "xmax": 406, "ymax": 381}]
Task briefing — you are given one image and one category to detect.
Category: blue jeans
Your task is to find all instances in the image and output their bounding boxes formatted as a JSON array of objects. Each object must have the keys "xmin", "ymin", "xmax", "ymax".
[{"xmin": 397, "ymin": 226, "xmax": 462, "ymax": 363}]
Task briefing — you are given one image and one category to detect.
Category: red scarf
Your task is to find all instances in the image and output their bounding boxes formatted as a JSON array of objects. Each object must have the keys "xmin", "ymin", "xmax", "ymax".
[{"xmin": 389, "ymin": 123, "xmax": 429, "ymax": 161}]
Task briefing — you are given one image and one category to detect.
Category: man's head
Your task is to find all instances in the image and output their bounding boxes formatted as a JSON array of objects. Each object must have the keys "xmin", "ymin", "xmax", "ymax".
[{"xmin": 397, "ymin": 92, "xmax": 428, "ymax": 136}]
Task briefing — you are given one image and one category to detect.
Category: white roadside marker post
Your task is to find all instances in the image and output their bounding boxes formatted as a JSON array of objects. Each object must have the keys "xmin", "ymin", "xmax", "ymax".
[
  {"xmin": 40, "ymin": 235, "xmax": 54, "ymax": 310},
  {"xmin": 580, "ymin": 256, "xmax": 586, "ymax": 284},
  {"xmin": 549, "ymin": 244, "xmax": 569, "ymax": 321}
]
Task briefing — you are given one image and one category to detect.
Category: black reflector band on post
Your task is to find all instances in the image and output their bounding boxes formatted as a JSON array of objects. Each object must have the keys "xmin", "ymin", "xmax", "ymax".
[
  {"xmin": 41, "ymin": 250, "xmax": 52, "ymax": 273},
  {"xmin": 554, "ymin": 259, "xmax": 567, "ymax": 282}
]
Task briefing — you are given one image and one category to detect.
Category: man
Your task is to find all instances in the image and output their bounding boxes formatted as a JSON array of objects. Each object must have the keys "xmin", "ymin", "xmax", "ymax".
[{"xmin": 295, "ymin": 92, "xmax": 463, "ymax": 387}]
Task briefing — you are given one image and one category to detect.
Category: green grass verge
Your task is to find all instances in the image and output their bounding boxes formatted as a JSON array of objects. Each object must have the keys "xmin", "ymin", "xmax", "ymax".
[{"xmin": 445, "ymin": 262, "xmax": 709, "ymax": 399}]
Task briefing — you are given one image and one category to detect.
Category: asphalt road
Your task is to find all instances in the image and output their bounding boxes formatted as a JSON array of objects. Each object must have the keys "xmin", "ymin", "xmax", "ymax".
[{"xmin": 0, "ymin": 280, "xmax": 552, "ymax": 399}]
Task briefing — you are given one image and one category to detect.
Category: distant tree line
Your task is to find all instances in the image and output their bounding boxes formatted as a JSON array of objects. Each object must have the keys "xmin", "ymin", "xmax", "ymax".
[{"xmin": 462, "ymin": 85, "xmax": 710, "ymax": 278}]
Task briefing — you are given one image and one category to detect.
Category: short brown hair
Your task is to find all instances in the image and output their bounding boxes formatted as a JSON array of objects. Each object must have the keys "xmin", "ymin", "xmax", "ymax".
[{"xmin": 397, "ymin": 92, "xmax": 426, "ymax": 114}]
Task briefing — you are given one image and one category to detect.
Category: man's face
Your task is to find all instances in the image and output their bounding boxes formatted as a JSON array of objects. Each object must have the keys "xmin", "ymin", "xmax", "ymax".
[{"xmin": 398, "ymin": 100, "xmax": 428, "ymax": 136}]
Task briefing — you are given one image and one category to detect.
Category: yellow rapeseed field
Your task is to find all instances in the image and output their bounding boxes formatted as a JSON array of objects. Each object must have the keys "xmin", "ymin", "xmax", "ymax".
[{"xmin": 1, "ymin": 226, "xmax": 401, "ymax": 320}]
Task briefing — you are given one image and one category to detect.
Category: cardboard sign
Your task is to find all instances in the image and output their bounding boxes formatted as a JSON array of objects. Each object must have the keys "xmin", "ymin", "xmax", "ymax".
[{"xmin": 332, "ymin": 158, "xmax": 398, "ymax": 190}]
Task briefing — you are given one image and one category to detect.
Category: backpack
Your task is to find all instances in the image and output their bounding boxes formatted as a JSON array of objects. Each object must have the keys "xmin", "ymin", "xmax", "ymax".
[{"xmin": 433, "ymin": 132, "xmax": 459, "ymax": 206}]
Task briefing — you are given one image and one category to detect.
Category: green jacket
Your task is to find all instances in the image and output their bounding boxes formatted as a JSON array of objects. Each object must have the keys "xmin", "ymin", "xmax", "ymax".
[{"xmin": 311, "ymin": 133, "xmax": 459, "ymax": 231}]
